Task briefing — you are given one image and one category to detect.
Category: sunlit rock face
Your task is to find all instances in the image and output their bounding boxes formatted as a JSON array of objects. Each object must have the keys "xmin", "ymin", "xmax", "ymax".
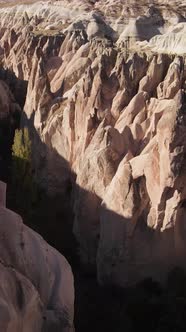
[
  {"xmin": 0, "ymin": 182, "xmax": 75, "ymax": 332},
  {"xmin": 0, "ymin": 0, "xmax": 185, "ymax": 286}
]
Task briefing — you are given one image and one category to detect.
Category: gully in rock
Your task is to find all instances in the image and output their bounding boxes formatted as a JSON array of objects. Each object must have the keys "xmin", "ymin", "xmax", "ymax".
[{"xmin": 0, "ymin": 0, "xmax": 186, "ymax": 331}]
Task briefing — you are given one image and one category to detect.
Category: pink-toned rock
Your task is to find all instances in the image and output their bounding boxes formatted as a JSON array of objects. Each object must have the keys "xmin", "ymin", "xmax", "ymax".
[
  {"xmin": 98, "ymin": 91, "xmax": 186, "ymax": 286},
  {"xmin": 0, "ymin": 181, "xmax": 75, "ymax": 332},
  {"xmin": 157, "ymin": 57, "xmax": 183, "ymax": 99},
  {"xmin": 0, "ymin": 262, "xmax": 43, "ymax": 332},
  {"xmin": 138, "ymin": 54, "xmax": 168, "ymax": 95},
  {"xmin": 0, "ymin": 0, "xmax": 185, "ymax": 289}
]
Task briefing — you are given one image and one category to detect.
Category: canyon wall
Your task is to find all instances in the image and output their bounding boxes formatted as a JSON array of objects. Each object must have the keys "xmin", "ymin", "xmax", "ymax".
[
  {"xmin": 0, "ymin": 0, "xmax": 186, "ymax": 287},
  {"xmin": 0, "ymin": 181, "xmax": 74, "ymax": 332}
]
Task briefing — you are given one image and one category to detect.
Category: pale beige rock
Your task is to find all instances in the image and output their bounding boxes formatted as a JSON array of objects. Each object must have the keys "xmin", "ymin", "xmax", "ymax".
[{"xmin": 147, "ymin": 23, "xmax": 186, "ymax": 55}]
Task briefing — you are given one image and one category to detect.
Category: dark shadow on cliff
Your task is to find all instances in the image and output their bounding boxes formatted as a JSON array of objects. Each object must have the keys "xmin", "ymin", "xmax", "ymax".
[
  {"xmin": 0, "ymin": 68, "xmax": 28, "ymax": 108},
  {"xmin": 0, "ymin": 69, "xmax": 186, "ymax": 332},
  {"xmin": 0, "ymin": 68, "xmax": 27, "ymax": 182},
  {"xmin": 2, "ymin": 108, "xmax": 186, "ymax": 332}
]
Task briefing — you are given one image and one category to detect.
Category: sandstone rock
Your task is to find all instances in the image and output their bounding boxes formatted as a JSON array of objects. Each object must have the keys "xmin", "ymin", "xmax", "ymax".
[
  {"xmin": 0, "ymin": 262, "xmax": 43, "ymax": 332},
  {"xmin": 148, "ymin": 23, "xmax": 186, "ymax": 55},
  {"xmin": 157, "ymin": 56, "xmax": 183, "ymax": 99},
  {"xmin": 97, "ymin": 92, "xmax": 186, "ymax": 286},
  {"xmin": 0, "ymin": 181, "xmax": 75, "ymax": 332},
  {"xmin": 117, "ymin": 8, "xmax": 163, "ymax": 46},
  {"xmin": 86, "ymin": 13, "xmax": 117, "ymax": 41},
  {"xmin": 73, "ymin": 120, "xmax": 124, "ymax": 267},
  {"xmin": 138, "ymin": 54, "xmax": 168, "ymax": 96},
  {"xmin": 0, "ymin": 0, "xmax": 186, "ymax": 289}
]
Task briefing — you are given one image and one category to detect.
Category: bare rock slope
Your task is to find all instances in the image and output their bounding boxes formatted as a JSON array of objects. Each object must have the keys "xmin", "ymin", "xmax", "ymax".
[
  {"xmin": 0, "ymin": 0, "xmax": 186, "ymax": 288},
  {"xmin": 0, "ymin": 182, "xmax": 74, "ymax": 332}
]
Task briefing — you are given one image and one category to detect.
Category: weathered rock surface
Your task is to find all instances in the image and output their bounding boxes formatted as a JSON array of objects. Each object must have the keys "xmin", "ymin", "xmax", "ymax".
[
  {"xmin": 0, "ymin": 0, "xmax": 186, "ymax": 288},
  {"xmin": 0, "ymin": 181, "xmax": 74, "ymax": 331}
]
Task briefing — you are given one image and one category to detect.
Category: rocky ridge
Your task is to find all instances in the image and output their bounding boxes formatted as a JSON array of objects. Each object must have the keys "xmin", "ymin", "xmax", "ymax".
[{"xmin": 0, "ymin": 0, "xmax": 186, "ymax": 289}]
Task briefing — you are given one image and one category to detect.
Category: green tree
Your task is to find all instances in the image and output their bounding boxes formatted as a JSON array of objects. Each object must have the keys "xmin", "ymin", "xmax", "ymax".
[
  {"xmin": 11, "ymin": 127, "xmax": 38, "ymax": 220},
  {"xmin": 12, "ymin": 127, "xmax": 31, "ymax": 161}
]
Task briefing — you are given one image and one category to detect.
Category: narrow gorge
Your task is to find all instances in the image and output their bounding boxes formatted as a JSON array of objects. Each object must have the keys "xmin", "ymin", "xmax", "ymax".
[{"xmin": 0, "ymin": 0, "xmax": 186, "ymax": 331}]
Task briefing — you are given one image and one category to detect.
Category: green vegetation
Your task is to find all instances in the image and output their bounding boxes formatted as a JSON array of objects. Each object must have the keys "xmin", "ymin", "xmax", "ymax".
[
  {"xmin": 12, "ymin": 127, "xmax": 31, "ymax": 169},
  {"xmin": 11, "ymin": 127, "xmax": 38, "ymax": 220},
  {"xmin": 9, "ymin": 127, "xmax": 76, "ymax": 260}
]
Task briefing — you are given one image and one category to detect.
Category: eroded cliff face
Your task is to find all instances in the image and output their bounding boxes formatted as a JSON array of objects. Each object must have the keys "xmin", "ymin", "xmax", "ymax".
[
  {"xmin": 0, "ymin": 0, "xmax": 186, "ymax": 287},
  {"xmin": 0, "ymin": 182, "xmax": 75, "ymax": 332}
]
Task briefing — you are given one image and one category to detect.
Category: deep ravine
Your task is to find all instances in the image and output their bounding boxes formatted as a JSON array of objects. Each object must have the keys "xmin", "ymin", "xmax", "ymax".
[{"xmin": 0, "ymin": 1, "xmax": 186, "ymax": 331}]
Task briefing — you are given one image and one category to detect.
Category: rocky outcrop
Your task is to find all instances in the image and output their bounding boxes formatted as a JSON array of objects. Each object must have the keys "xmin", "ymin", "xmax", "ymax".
[
  {"xmin": 98, "ymin": 93, "xmax": 186, "ymax": 286},
  {"xmin": 136, "ymin": 22, "xmax": 186, "ymax": 55},
  {"xmin": 0, "ymin": 0, "xmax": 186, "ymax": 288},
  {"xmin": 0, "ymin": 181, "xmax": 75, "ymax": 331},
  {"xmin": 24, "ymin": 40, "xmax": 186, "ymax": 285},
  {"xmin": 0, "ymin": 261, "xmax": 43, "ymax": 332}
]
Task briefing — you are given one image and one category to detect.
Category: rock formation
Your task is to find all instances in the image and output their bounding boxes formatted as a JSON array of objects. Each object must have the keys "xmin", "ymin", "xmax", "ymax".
[
  {"xmin": 0, "ymin": 181, "xmax": 75, "ymax": 332},
  {"xmin": 0, "ymin": 0, "xmax": 185, "ymax": 289}
]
